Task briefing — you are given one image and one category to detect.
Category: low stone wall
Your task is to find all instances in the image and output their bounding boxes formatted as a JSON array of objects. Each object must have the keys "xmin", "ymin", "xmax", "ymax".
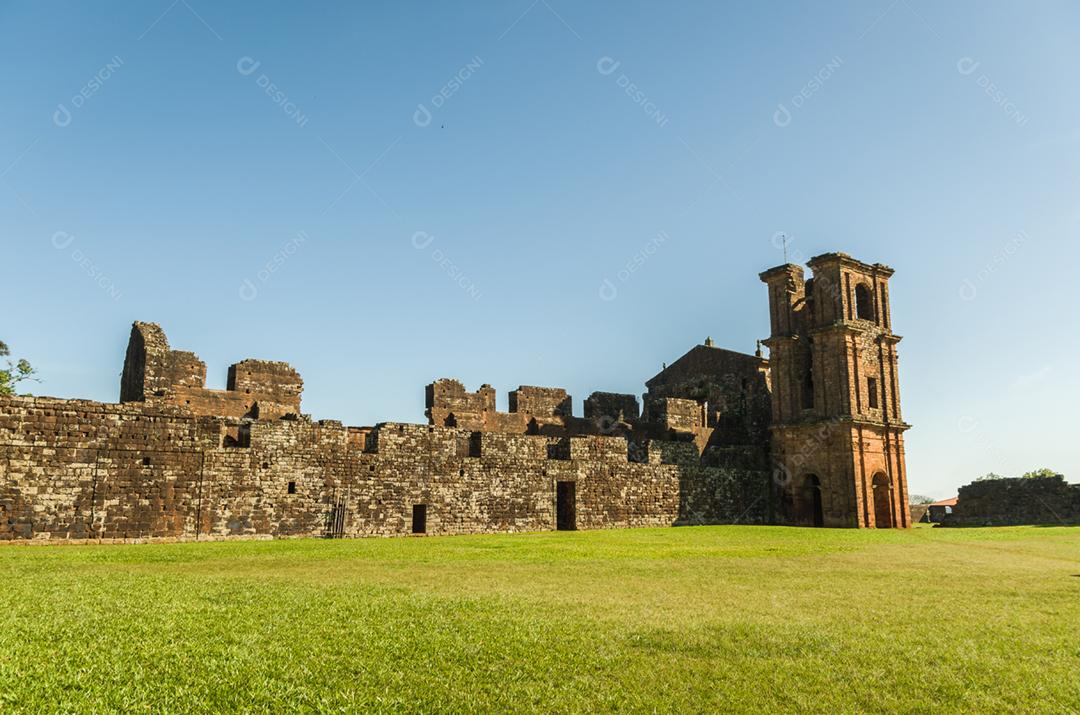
[
  {"xmin": 909, "ymin": 504, "xmax": 929, "ymax": 523},
  {"xmin": 941, "ymin": 476, "xmax": 1080, "ymax": 527},
  {"xmin": 0, "ymin": 395, "xmax": 769, "ymax": 542}
]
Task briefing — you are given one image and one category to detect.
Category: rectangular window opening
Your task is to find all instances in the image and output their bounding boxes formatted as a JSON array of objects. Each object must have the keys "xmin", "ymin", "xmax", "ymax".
[
  {"xmin": 412, "ymin": 504, "xmax": 427, "ymax": 534},
  {"xmin": 287, "ymin": 481, "xmax": 297, "ymax": 494},
  {"xmin": 867, "ymin": 378, "xmax": 879, "ymax": 409},
  {"xmin": 890, "ymin": 373, "xmax": 899, "ymax": 418},
  {"xmin": 801, "ymin": 342, "xmax": 814, "ymax": 410},
  {"xmin": 223, "ymin": 423, "xmax": 252, "ymax": 449}
]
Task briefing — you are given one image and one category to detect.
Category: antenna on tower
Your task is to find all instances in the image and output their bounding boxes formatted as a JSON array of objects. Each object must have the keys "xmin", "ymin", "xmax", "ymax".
[{"xmin": 780, "ymin": 232, "xmax": 789, "ymax": 263}]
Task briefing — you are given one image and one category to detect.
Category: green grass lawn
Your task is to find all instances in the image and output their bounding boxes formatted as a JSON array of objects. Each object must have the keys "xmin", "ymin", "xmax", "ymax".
[{"xmin": 1, "ymin": 525, "xmax": 1077, "ymax": 714}]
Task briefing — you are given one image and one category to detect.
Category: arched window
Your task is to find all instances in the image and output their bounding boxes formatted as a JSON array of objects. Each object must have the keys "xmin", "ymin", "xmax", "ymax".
[{"xmin": 854, "ymin": 283, "xmax": 874, "ymax": 321}]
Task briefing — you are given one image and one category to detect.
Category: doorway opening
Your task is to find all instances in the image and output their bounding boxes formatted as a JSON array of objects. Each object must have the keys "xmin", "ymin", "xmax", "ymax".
[
  {"xmin": 411, "ymin": 504, "xmax": 427, "ymax": 534},
  {"xmin": 805, "ymin": 474, "xmax": 824, "ymax": 527},
  {"xmin": 872, "ymin": 473, "xmax": 893, "ymax": 528},
  {"xmin": 556, "ymin": 481, "xmax": 576, "ymax": 531}
]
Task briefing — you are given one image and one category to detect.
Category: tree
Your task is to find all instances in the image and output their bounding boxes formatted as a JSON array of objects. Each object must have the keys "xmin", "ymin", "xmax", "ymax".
[
  {"xmin": 974, "ymin": 472, "xmax": 1004, "ymax": 482},
  {"xmin": 909, "ymin": 494, "xmax": 935, "ymax": 505},
  {"xmin": 0, "ymin": 340, "xmax": 39, "ymax": 396},
  {"xmin": 1021, "ymin": 468, "xmax": 1059, "ymax": 479}
]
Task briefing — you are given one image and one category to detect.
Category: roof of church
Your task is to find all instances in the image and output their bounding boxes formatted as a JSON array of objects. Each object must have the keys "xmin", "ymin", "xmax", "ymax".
[{"xmin": 645, "ymin": 342, "xmax": 766, "ymax": 389}]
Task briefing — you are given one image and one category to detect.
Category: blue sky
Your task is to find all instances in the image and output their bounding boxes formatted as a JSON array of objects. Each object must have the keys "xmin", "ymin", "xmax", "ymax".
[{"xmin": 2, "ymin": 1, "xmax": 1077, "ymax": 498}]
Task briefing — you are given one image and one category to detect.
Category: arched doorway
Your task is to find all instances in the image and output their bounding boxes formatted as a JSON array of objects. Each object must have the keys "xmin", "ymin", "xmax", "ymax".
[
  {"xmin": 872, "ymin": 473, "xmax": 893, "ymax": 528},
  {"xmin": 804, "ymin": 474, "xmax": 824, "ymax": 527}
]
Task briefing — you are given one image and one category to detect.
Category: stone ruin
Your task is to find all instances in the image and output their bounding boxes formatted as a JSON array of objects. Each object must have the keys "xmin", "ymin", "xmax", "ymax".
[
  {"xmin": 0, "ymin": 252, "xmax": 913, "ymax": 541},
  {"xmin": 941, "ymin": 475, "xmax": 1079, "ymax": 526},
  {"xmin": 120, "ymin": 321, "xmax": 303, "ymax": 421}
]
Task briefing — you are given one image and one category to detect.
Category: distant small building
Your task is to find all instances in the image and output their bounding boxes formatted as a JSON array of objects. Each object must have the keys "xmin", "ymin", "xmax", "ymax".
[{"xmin": 923, "ymin": 497, "xmax": 957, "ymax": 523}]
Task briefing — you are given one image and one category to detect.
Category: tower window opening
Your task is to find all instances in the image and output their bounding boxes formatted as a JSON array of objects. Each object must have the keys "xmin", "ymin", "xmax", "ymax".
[
  {"xmin": 867, "ymin": 378, "xmax": 879, "ymax": 409},
  {"xmin": 801, "ymin": 343, "xmax": 815, "ymax": 410},
  {"xmin": 879, "ymin": 284, "xmax": 889, "ymax": 329},
  {"xmin": 854, "ymin": 283, "xmax": 875, "ymax": 321},
  {"xmin": 891, "ymin": 376, "xmax": 899, "ymax": 418}
]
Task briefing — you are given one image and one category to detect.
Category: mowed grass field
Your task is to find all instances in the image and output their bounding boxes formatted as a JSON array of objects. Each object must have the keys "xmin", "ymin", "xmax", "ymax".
[{"xmin": 1, "ymin": 525, "xmax": 1077, "ymax": 714}]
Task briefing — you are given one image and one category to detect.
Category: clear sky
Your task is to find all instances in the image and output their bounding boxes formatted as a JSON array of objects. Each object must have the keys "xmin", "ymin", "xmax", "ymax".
[{"xmin": 2, "ymin": 1, "xmax": 1077, "ymax": 499}]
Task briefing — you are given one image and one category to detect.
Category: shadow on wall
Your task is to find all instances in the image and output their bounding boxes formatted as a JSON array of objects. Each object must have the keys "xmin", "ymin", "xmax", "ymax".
[{"xmin": 674, "ymin": 449, "xmax": 771, "ymax": 527}]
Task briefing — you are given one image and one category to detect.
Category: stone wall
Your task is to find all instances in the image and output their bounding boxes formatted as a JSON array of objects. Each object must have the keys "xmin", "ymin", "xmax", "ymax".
[
  {"xmin": 120, "ymin": 322, "xmax": 206, "ymax": 402},
  {"xmin": 120, "ymin": 322, "xmax": 304, "ymax": 421},
  {"xmin": 909, "ymin": 503, "xmax": 929, "ymax": 523},
  {"xmin": 644, "ymin": 396, "xmax": 705, "ymax": 433},
  {"xmin": 583, "ymin": 392, "xmax": 640, "ymax": 423},
  {"xmin": 508, "ymin": 386, "xmax": 572, "ymax": 418},
  {"xmin": 3, "ymin": 249, "xmax": 911, "ymax": 539},
  {"xmin": 644, "ymin": 344, "xmax": 771, "ymax": 446},
  {"xmin": 0, "ymin": 394, "xmax": 769, "ymax": 542},
  {"xmin": 227, "ymin": 360, "xmax": 303, "ymax": 416},
  {"xmin": 425, "ymin": 379, "xmax": 496, "ymax": 429},
  {"xmin": 941, "ymin": 476, "xmax": 1079, "ymax": 526}
]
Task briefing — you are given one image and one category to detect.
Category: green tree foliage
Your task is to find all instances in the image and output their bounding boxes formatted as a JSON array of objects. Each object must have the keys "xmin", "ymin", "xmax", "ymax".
[
  {"xmin": 0, "ymin": 340, "xmax": 39, "ymax": 396},
  {"xmin": 974, "ymin": 469, "xmax": 1061, "ymax": 482},
  {"xmin": 1021, "ymin": 468, "xmax": 1059, "ymax": 479}
]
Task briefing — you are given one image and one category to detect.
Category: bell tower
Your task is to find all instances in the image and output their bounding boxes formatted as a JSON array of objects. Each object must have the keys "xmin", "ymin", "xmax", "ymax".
[{"xmin": 760, "ymin": 252, "xmax": 911, "ymax": 528}]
